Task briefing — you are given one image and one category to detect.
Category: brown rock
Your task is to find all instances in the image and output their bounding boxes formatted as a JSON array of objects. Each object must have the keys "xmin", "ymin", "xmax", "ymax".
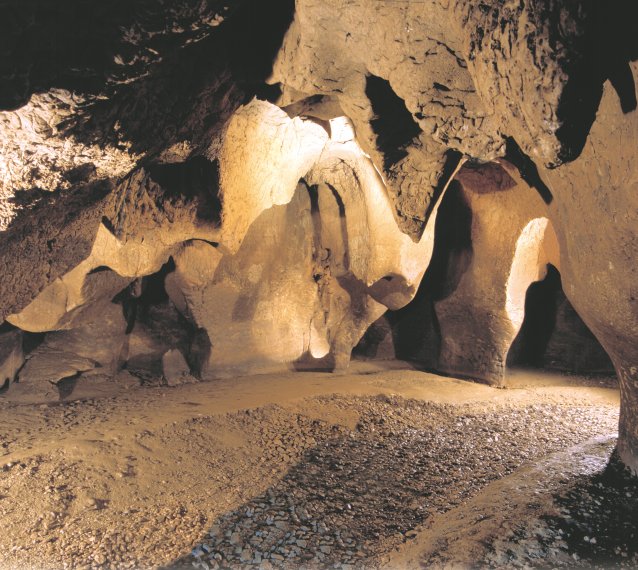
[
  {"xmin": 538, "ymin": 63, "xmax": 638, "ymax": 474},
  {"xmin": 162, "ymin": 349, "xmax": 196, "ymax": 387},
  {"xmin": 432, "ymin": 163, "xmax": 558, "ymax": 385},
  {"xmin": 0, "ymin": 327, "xmax": 23, "ymax": 390}
]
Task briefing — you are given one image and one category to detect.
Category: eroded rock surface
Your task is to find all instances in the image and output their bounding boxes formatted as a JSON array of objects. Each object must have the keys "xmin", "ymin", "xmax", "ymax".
[
  {"xmin": 271, "ymin": 0, "xmax": 604, "ymax": 238},
  {"xmin": 0, "ymin": 1, "xmax": 637, "ymax": 473},
  {"xmin": 431, "ymin": 162, "xmax": 559, "ymax": 385},
  {"xmin": 538, "ymin": 63, "xmax": 638, "ymax": 474},
  {"xmin": 0, "ymin": 100, "xmax": 446, "ymax": 393}
]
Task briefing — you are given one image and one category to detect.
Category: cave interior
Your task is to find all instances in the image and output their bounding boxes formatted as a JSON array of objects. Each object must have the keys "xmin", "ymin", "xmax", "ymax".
[{"xmin": 0, "ymin": 0, "xmax": 637, "ymax": 568}]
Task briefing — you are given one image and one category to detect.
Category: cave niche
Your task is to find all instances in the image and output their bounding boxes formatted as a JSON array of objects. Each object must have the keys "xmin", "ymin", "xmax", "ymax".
[{"xmin": 507, "ymin": 264, "xmax": 616, "ymax": 376}]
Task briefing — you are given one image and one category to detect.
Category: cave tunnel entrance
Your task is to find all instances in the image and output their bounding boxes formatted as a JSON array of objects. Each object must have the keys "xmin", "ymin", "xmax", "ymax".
[
  {"xmin": 353, "ymin": 184, "xmax": 615, "ymax": 383},
  {"xmin": 352, "ymin": 180, "xmax": 471, "ymax": 369},
  {"xmin": 507, "ymin": 264, "xmax": 616, "ymax": 377},
  {"xmin": 507, "ymin": 264, "xmax": 561, "ymax": 369}
]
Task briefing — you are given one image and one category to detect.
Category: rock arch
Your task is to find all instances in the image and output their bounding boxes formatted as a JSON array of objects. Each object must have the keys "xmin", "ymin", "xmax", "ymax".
[{"xmin": 0, "ymin": 100, "xmax": 460, "ymax": 395}]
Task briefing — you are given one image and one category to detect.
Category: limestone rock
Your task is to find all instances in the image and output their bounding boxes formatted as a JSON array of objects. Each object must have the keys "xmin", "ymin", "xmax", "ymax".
[
  {"xmin": 0, "ymin": 327, "xmax": 24, "ymax": 390},
  {"xmin": 162, "ymin": 349, "xmax": 196, "ymax": 387},
  {"xmin": 0, "ymin": 0, "xmax": 636, "ymax": 472},
  {"xmin": 162, "ymin": 106, "xmax": 453, "ymax": 377},
  {"xmin": 16, "ymin": 302, "xmax": 127, "ymax": 398},
  {"xmin": 538, "ymin": 62, "xmax": 638, "ymax": 474},
  {"xmin": 271, "ymin": 0, "xmax": 596, "ymax": 237},
  {"xmin": 217, "ymin": 99, "xmax": 328, "ymax": 253},
  {"xmin": 432, "ymin": 163, "xmax": 558, "ymax": 385}
]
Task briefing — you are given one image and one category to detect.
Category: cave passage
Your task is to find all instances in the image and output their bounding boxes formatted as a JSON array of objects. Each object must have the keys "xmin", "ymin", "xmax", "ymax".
[
  {"xmin": 1, "ymin": 1, "xmax": 637, "ymax": 569},
  {"xmin": 507, "ymin": 264, "xmax": 616, "ymax": 376}
]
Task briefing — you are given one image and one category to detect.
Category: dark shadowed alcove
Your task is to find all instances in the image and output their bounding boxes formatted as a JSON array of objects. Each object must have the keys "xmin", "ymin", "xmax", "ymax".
[
  {"xmin": 507, "ymin": 264, "xmax": 615, "ymax": 375},
  {"xmin": 352, "ymin": 180, "xmax": 473, "ymax": 368}
]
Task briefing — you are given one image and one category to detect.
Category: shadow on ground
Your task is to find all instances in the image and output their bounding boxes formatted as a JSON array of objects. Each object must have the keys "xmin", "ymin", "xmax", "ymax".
[
  {"xmin": 541, "ymin": 451, "xmax": 638, "ymax": 566},
  {"xmin": 163, "ymin": 396, "xmax": 619, "ymax": 570}
]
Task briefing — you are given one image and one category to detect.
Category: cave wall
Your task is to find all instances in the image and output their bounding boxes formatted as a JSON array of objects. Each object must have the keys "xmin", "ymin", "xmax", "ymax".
[
  {"xmin": 430, "ymin": 163, "xmax": 558, "ymax": 385},
  {"xmin": 538, "ymin": 62, "xmax": 638, "ymax": 473},
  {"xmin": 0, "ymin": 99, "xmax": 454, "ymax": 396},
  {"xmin": 0, "ymin": 0, "xmax": 636, "ymax": 471}
]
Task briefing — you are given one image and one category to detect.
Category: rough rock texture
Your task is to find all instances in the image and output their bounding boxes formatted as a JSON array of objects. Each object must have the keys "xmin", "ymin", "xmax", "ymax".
[
  {"xmin": 429, "ymin": 162, "xmax": 558, "ymax": 385},
  {"xmin": 0, "ymin": 165, "xmax": 220, "ymax": 396},
  {"xmin": 0, "ymin": 1, "xmax": 637, "ymax": 472},
  {"xmin": 0, "ymin": 0, "xmax": 297, "ymax": 229},
  {"xmin": 15, "ymin": 302, "xmax": 128, "ymax": 401},
  {"xmin": 1, "ymin": 100, "xmax": 450, "ymax": 390},
  {"xmin": 538, "ymin": 63, "xmax": 638, "ymax": 474},
  {"xmin": 0, "ymin": 90, "xmax": 137, "ymax": 229},
  {"xmin": 271, "ymin": 0, "xmax": 599, "ymax": 238}
]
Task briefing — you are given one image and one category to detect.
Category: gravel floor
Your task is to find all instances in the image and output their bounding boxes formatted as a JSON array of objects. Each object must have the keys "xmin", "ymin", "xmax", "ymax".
[
  {"xmin": 169, "ymin": 396, "xmax": 619, "ymax": 570},
  {"xmin": 483, "ymin": 449, "xmax": 638, "ymax": 569}
]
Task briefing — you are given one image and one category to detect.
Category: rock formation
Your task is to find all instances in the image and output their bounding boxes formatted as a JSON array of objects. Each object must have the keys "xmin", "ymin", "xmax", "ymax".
[
  {"xmin": 538, "ymin": 63, "xmax": 638, "ymax": 474},
  {"xmin": 0, "ymin": 1, "xmax": 636, "ymax": 472},
  {"xmin": 432, "ymin": 162, "xmax": 559, "ymax": 385}
]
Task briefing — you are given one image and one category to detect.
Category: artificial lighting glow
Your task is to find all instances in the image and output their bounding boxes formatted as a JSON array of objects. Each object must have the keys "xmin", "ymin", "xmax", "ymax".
[{"xmin": 505, "ymin": 217, "xmax": 552, "ymax": 327}]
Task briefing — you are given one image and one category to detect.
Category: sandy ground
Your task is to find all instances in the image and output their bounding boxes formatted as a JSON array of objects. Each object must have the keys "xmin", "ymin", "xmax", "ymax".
[{"xmin": 0, "ymin": 362, "xmax": 629, "ymax": 570}]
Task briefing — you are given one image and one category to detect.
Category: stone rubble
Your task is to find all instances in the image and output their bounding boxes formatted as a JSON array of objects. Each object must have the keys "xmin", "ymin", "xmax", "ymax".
[
  {"xmin": 483, "ymin": 451, "xmax": 638, "ymax": 568},
  {"xmin": 170, "ymin": 396, "xmax": 619, "ymax": 570}
]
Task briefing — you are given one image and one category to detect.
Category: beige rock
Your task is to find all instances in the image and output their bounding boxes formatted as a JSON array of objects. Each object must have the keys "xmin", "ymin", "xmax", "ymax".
[
  {"xmin": 271, "ymin": 0, "xmax": 585, "ymax": 238},
  {"xmin": 272, "ymin": 0, "xmax": 473, "ymax": 238},
  {"xmin": 0, "ymin": 162, "xmax": 221, "ymax": 327},
  {"xmin": 0, "ymin": 90, "xmax": 138, "ymax": 230},
  {"xmin": 538, "ymin": 64, "xmax": 638, "ymax": 474},
  {"xmin": 163, "ymin": 108, "xmax": 458, "ymax": 377},
  {"xmin": 7, "ymin": 263, "xmax": 131, "ymax": 333},
  {"xmin": 433, "ymin": 163, "xmax": 559, "ymax": 385},
  {"xmin": 17, "ymin": 301, "xmax": 127, "ymax": 397},
  {"xmin": 0, "ymin": 2, "xmax": 635, "ymax": 475},
  {"xmin": 1, "ymin": 99, "xmax": 459, "ymax": 390},
  {"xmin": 216, "ymin": 99, "xmax": 328, "ymax": 253}
]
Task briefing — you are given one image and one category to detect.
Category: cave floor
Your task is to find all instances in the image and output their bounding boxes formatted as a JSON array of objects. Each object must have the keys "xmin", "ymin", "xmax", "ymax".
[{"xmin": 0, "ymin": 362, "xmax": 634, "ymax": 570}]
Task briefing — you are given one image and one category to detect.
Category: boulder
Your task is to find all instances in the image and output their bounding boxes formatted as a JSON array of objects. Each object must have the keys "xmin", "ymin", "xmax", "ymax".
[{"xmin": 16, "ymin": 301, "xmax": 127, "ymax": 399}]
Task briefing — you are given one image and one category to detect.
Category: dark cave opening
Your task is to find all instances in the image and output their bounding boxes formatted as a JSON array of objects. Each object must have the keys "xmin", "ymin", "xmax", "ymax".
[
  {"xmin": 113, "ymin": 258, "xmax": 209, "ymax": 382},
  {"xmin": 507, "ymin": 264, "xmax": 615, "ymax": 376},
  {"xmin": 507, "ymin": 264, "xmax": 561, "ymax": 369},
  {"xmin": 365, "ymin": 74, "xmax": 422, "ymax": 171},
  {"xmin": 353, "ymin": 180, "xmax": 473, "ymax": 367}
]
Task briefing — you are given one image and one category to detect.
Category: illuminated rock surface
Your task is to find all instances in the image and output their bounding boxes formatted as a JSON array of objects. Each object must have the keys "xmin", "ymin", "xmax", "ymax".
[{"xmin": 0, "ymin": 4, "xmax": 637, "ymax": 564}]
